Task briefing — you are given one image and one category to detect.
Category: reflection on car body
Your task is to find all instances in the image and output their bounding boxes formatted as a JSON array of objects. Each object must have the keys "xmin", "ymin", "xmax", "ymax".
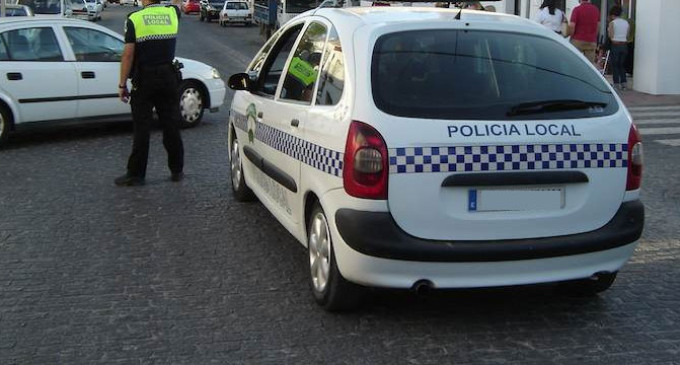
[{"xmin": 227, "ymin": 7, "xmax": 644, "ymax": 311}]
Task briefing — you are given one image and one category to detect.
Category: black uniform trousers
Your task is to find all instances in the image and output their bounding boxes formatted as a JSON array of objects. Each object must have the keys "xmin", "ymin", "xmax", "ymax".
[{"xmin": 127, "ymin": 64, "xmax": 184, "ymax": 178}]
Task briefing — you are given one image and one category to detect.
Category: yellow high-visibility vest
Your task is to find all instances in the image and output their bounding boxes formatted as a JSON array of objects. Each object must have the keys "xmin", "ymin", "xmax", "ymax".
[{"xmin": 128, "ymin": 6, "xmax": 178, "ymax": 43}]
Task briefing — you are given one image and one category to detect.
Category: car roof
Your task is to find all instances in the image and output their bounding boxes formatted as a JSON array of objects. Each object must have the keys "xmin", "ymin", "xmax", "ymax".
[{"xmin": 308, "ymin": 7, "xmax": 542, "ymax": 34}]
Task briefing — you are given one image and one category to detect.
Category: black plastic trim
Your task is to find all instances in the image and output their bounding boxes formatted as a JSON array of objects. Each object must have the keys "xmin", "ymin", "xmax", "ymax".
[
  {"xmin": 19, "ymin": 94, "xmax": 119, "ymax": 104},
  {"xmin": 335, "ymin": 200, "xmax": 644, "ymax": 262},
  {"xmin": 442, "ymin": 171, "xmax": 589, "ymax": 187},
  {"xmin": 243, "ymin": 145, "xmax": 298, "ymax": 193}
]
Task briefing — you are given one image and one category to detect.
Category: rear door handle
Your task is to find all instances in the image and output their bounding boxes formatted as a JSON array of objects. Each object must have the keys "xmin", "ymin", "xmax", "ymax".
[
  {"xmin": 291, "ymin": 119, "xmax": 299, "ymax": 127},
  {"xmin": 81, "ymin": 71, "xmax": 95, "ymax": 79},
  {"xmin": 7, "ymin": 72, "xmax": 22, "ymax": 81}
]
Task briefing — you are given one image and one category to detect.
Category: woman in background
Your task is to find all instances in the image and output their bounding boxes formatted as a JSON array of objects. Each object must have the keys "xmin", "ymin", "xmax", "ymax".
[
  {"xmin": 608, "ymin": 5, "xmax": 630, "ymax": 90},
  {"xmin": 534, "ymin": 0, "xmax": 567, "ymax": 36}
]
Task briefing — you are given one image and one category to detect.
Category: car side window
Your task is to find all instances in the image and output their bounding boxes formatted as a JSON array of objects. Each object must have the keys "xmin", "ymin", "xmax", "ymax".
[
  {"xmin": 0, "ymin": 27, "xmax": 62, "ymax": 62},
  {"xmin": 316, "ymin": 27, "xmax": 344, "ymax": 106},
  {"xmin": 248, "ymin": 31, "xmax": 281, "ymax": 76},
  {"xmin": 280, "ymin": 22, "xmax": 327, "ymax": 103},
  {"xmin": 253, "ymin": 24, "xmax": 303, "ymax": 97},
  {"xmin": 0, "ymin": 37, "xmax": 9, "ymax": 61},
  {"xmin": 64, "ymin": 27, "xmax": 124, "ymax": 62}
]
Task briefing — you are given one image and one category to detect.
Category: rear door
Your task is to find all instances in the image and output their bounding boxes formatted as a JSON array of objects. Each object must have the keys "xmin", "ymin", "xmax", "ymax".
[
  {"xmin": 368, "ymin": 27, "xmax": 626, "ymax": 240},
  {"xmin": 62, "ymin": 25, "xmax": 130, "ymax": 118},
  {"xmin": 226, "ymin": 1, "xmax": 250, "ymax": 21},
  {"xmin": 0, "ymin": 26, "xmax": 77, "ymax": 123}
]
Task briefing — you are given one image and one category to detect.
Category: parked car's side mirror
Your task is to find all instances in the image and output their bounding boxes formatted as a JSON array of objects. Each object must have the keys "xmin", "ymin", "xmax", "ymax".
[{"xmin": 228, "ymin": 73, "xmax": 252, "ymax": 91}]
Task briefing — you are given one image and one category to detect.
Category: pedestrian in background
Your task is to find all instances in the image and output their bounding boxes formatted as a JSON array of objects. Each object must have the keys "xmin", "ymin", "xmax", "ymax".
[
  {"xmin": 608, "ymin": 5, "xmax": 630, "ymax": 90},
  {"xmin": 534, "ymin": 0, "xmax": 567, "ymax": 36},
  {"xmin": 569, "ymin": 0, "xmax": 600, "ymax": 64},
  {"xmin": 115, "ymin": 0, "xmax": 184, "ymax": 187}
]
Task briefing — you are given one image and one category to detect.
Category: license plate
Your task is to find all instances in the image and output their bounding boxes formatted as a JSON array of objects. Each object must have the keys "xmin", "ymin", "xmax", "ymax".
[{"xmin": 468, "ymin": 187, "xmax": 565, "ymax": 212}]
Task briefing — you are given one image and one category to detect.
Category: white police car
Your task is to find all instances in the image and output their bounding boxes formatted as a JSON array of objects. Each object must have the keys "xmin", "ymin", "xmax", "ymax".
[{"xmin": 227, "ymin": 7, "xmax": 644, "ymax": 310}]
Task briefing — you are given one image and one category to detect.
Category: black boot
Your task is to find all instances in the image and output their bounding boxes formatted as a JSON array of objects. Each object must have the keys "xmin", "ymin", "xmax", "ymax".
[{"xmin": 114, "ymin": 174, "xmax": 145, "ymax": 186}]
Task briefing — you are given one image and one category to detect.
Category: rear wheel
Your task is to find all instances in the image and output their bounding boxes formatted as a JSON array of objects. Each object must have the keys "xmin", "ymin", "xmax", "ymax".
[
  {"xmin": 178, "ymin": 80, "xmax": 204, "ymax": 128},
  {"xmin": 230, "ymin": 133, "xmax": 255, "ymax": 201},
  {"xmin": 199, "ymin": 12, "xmax": 204, "ymax": 21},
  {"xmin": 308, "ymin": 202, "xmax": 364, "ymax": 311},
  {"xmin": 0, "ymin": 104, "xmax": 11, "ymax": 148}
]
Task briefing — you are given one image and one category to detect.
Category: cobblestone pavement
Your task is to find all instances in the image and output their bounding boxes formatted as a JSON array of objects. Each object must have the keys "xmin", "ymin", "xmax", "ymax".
[{"xmin": 1, "ymin": 6, "xmax": 679, "ymax": 364}]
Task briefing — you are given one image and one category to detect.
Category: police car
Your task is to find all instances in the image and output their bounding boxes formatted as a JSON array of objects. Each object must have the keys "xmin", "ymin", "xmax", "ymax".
[{"xmin": 227, "ymin": 7, "xmax": 644, "ymax": 311}]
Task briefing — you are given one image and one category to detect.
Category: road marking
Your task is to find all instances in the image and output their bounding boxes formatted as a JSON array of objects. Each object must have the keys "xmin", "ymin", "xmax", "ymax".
[
  {"xmin": 632, "ymin": 119, "xmax": 680, "ymax": 125},
  {"xmin": 638, "ymin": 127, "xmax": 680, "ymax": 136},
  {"xmin": 655, "ymin": 139, "xmax": 680, "ymax": 147},
  {"xmin": 628, "ymin": 105, "xmax": 680, "ymax": 112}
]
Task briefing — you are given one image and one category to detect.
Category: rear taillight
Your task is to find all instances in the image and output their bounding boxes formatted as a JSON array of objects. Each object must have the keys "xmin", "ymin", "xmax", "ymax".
[
  {"xmin": 626, "ymin": 123, "xmax": 643, "ymax": 190},
  {"xmin": 343, "ymin": 121, "xmax": 388, "ymax": 199}
]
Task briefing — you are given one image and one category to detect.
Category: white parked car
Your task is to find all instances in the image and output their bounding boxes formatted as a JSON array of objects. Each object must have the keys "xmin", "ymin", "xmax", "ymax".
[
  {"xmin": 218, "ymin": 0, "xmax": 252, "ymax": 27},
  {"xmin": 0, "ymin": 18, "xmax": 226, "ymax": 147},
  {"xmin": 119, "ymin": 0, "xmax": 138, "ymax": 6},
  {"xmin": 84, "ymin": 0, "xmax": 104, "ymax": 21},
  {"xmin": 227, "ymin": 7, "xmax": 644, "ymax": 311}
]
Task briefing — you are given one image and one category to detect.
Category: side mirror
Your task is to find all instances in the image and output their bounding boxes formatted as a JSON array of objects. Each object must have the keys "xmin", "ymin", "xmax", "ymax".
[{"xmin": 228, "ymin": 73, "xmax": 253, "ymax": 91}]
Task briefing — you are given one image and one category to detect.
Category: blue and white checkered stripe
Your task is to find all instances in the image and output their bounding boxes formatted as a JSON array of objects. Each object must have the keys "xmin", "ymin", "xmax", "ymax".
[
  {"xmin": 389, "ymin": 144, "xmax": 628, "ymax": 174},
  {"xmin": 232, "ymin": 112, "xmax": 343, "ymax": 177}
]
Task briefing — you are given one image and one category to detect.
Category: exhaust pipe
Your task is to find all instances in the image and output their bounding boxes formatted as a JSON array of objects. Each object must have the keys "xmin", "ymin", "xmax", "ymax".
[{"xmin": 411, "ymin": 279, "xmax": 434, "ymax": 296}]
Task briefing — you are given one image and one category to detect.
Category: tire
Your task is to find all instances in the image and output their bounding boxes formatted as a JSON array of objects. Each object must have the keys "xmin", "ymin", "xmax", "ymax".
[
  {"xmin": 178, "ymin": 80, "xmax": 204, "ymax": 128},
  {"xmin": 559, "ymin": 271, "xmax": 618, "ymax": 296},
  {"xmin": 220, "ymin": 20, "xmax": 226, "ymax": 27},
  {"xmin": 229, "ymin": 131, "xmax": 255, "ymax": 201},
  {"xmin": 0, "ymin": 104, "xmax": 11, "ymax": 148},
  {"xmin": 308, "ymin": 202, "xmax": 365, "ymax": 311},
  {"xmin": 199, "ymin": 13, "xmax": 204, "ymax": 21}
]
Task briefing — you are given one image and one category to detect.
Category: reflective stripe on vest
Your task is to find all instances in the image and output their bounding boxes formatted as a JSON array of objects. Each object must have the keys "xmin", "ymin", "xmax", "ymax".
[{"xmin": 129, "ymin": 6, "xmax": 178, "ymax": 43}]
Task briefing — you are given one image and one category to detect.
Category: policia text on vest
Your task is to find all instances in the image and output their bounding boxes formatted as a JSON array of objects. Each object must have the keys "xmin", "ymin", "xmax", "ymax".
[{"xmin": 114, "ymin": 1, "xmax": 184, "ymax": 187}]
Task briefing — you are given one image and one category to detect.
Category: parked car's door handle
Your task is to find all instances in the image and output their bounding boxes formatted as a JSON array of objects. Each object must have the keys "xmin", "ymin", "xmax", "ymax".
[
  {"xmin": 291, "ymin": 119, "xmax": 300, "ymax": 127},
  {"xmin": 6, "ymin": 72, "xmax": 22, "ymax": 81},
  {"xmin": 81, "ymin": 71, "xmax": 96, "ymax": 79}
]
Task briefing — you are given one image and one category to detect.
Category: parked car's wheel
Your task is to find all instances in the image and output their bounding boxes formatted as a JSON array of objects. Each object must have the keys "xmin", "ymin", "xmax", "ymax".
[
  {"xmin": 559, "ymin": 271, "xmax": 618, "ymax": 296},
  {"xmin": 0, "ymin": 104, "xmax": 11, "ymax": 148},
  {"xmin": 178, "ymin": 80, "xmax": 204, "ymax": 128},
  {"xmin": 308, "ymin": 202, "xmax": 365, "ymax": 311},
  {"xmin": 220, "ymin": 20, "xmax": 226, "ymax": 27},
  {"xmin": 229, "ymin": 132, "xmax": 255, "ymax": 202},
  {"xmin": 199, "ymin": 12, "xmax": 204, "ymax": 21}
]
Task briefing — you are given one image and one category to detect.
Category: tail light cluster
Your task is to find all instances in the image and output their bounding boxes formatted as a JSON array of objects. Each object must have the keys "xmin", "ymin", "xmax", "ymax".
[
  {"xmin": 343, "ymin": 121, "xmax": 388, "ymax": 199},
  {"xmin": 626, "ymin": 124, "xmax": 643, "ymax": 191}
]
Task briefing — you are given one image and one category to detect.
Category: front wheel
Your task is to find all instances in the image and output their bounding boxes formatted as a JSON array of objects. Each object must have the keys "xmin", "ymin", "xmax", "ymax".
[
  {"xmin": 178, "ymin": 81, "xmax": 204, "ymax": 128},
  {"xmin": 0, "ymin": 104, "xmax": 11, "ymax": 148},
  {"xmin": 230, "ymin": 133, "xmax": 255, "ymax": 202},
  {"xmin": 308, "ymin": 202, "xmax": 365, "ymax": 311}
]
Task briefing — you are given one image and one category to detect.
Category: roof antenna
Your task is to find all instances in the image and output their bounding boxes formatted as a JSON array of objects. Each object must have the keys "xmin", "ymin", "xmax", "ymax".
[{"xmin": 454, "ymin": 1, "xmax": 465, "ymax": 20}]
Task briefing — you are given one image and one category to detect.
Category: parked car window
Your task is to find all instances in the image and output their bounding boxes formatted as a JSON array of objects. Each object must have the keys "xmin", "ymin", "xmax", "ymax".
[
  {"xmin": 225, "ymin": 1, "xmax": 248, "ymax": 9},
  {"xmin": 280, "ymin": 22, "xmax": 327, "ymax": 103},
  {"xmin": 64, "ymin": 27, "xmax": 124, "ymax": 62},
  {"xmin": 372, "ymin": 30, "xmax": 617, "ymax": 120},
  {"xmin": 1, "ymin": 27, "xmax": 63, "ymax": 62},
  {"xmin": 316, "ymin": 27, "xmax": 344, "ymax": 106},
  {"xmin": 253, "ymin": 24, "xmax": 303, "ymax": 97},
  {"xmin": 17, "ymin": 0, "xmax": 62, "ymax": 14}
]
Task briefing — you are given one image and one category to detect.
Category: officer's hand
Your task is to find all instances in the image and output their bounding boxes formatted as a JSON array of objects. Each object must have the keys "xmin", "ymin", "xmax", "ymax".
[{"xmin": 119, "ymin": 85, "xmax": 130, "ymax": 104}]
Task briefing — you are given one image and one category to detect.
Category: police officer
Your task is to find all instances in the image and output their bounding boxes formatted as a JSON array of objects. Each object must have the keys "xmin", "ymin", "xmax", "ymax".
[{"xmin": 115, "ymin": 0, "xmax": 183, "ymax": 186}]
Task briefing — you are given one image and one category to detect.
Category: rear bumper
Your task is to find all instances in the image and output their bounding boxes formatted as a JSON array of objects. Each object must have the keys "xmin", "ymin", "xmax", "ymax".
[{"xmin": 335, "ymin": 200, "xmax": 644, "ymax": 262}]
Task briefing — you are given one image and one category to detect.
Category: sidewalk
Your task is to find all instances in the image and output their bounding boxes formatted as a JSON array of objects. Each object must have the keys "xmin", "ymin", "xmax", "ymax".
[{"xmin": 605, "ymin": 75, "xmax": 680, "ymax": 107}]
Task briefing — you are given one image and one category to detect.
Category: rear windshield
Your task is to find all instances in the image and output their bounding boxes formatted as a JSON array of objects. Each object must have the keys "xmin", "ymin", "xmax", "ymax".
[{"xmin": 371, "ymin": 30, "xmax": 618, "ymax": 120}]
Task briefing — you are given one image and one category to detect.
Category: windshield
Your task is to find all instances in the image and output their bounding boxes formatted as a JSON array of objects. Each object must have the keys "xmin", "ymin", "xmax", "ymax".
[
  {"xmin": 18, "ymin": 0, "xmax": 62, "ymax": 14},
  {"xmin": 371, "ymin": 30, "xmax": 618, "ymax": 120}
]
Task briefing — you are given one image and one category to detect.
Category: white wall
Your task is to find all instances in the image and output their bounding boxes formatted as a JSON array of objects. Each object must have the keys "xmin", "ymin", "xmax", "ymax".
[{"xmin": 634, "ymin": 0, "xmax": 680, "ymax": 94}]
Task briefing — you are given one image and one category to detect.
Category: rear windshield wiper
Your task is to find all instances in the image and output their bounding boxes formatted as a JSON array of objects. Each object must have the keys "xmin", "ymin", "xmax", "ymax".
[{"xmin": 507, "ymin": 100, "xmax": 607, "ymax": 116}]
